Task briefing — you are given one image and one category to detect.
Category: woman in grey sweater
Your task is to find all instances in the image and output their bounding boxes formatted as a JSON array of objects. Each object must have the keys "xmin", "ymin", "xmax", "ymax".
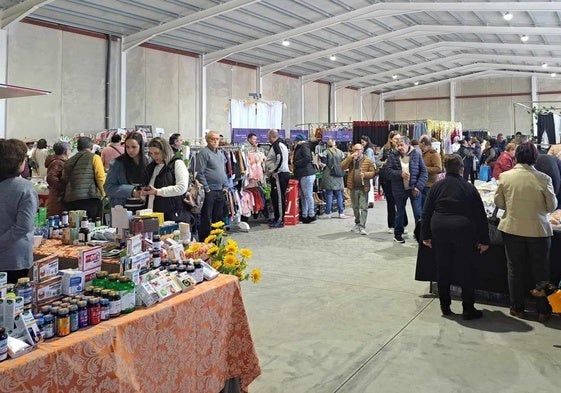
[{"xmin": 0, "ymin": 139, "xmax": 39, "ymax": 283}]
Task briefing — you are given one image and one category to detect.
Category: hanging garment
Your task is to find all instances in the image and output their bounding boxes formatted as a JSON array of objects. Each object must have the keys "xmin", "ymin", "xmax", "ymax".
[{"xmin": 538, "ymin": 113, "xmax": 556, "ymax": 147}]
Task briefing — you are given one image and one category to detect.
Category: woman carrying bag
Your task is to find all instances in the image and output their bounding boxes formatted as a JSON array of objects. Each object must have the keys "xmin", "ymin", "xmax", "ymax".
[{"xmin": 320, "ymin": 139, "xmax": 350, "ymax": 219}]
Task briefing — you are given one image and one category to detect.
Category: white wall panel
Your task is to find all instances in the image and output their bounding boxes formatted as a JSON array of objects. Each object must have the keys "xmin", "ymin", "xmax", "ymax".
[
  {"xmin": 206, "ymin": 62, "xmax": 231, "ymax": 134},
  {"xmin": 178, "ymin": 56, "xmax": 198, "ymax": 139},
  {"xmin": 232, "ymin": 67, "xmax": 255, "ymax": 101},
  {"xmin": 125, "ymin": 46, "xmax": 146, "ymax": 128},
  {"xmin": 262, "ymin": 73, "xmax": 301, "ymax": 130},
  {"xmin": 145, "ymin": 49, "xmax": 179, "ymax": 134}
]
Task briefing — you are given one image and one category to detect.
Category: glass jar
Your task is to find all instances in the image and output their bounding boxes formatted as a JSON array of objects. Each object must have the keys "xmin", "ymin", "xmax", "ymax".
[
  {"xmin": 106, "ymin": 273, "xmax": 120, "ymax": 291},
  {"xmin": 88, "ymin": 297, "xmax": 101, "ymax": 325},
  {"xmin": 57, "ymin": 308, "xmax": 70, "ymax": 337},
  {"xmin": 193, "ymin": 261, "xmax": 204, "ymax": 284},
  {"xmin": 43, "ymin": 314, "xmax": 55, "ymax": 339},
  {"xmin": 100, "ymin": 298, "xmax": 110, "ymax": 321},
  {"xmin": 69, "ymin": 304, "xmax": 79, "ymax": 332},
  {"xmin": 92, "ymin": 271, "xmax": 109, "ymax": 288},
  {"xmin": 14, "ymin": 277, "xmax": 33, "ymax": 308},
  {"xmin": 117, "ymin": 277, "xmax": 136, "ymax": 314},
  {"xmin": 78, "ymin": 301, "xmax": 89, "ymax": 328},
  {"xmin": 109, "ymin": 291, "xmax": 121, "ymax": 318}
]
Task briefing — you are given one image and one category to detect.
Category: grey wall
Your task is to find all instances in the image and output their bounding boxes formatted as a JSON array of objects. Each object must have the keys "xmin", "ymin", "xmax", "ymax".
[{"xmin": 262, "ymin": 73, "xmax": 302, "ymax": 131}]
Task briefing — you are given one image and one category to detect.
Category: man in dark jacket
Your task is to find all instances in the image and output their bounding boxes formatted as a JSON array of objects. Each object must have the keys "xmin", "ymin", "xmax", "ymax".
[
  {"xmin": 421, "ymin": 154, "xmax": 489, "ymax": 320},
  {"xmin": 535, "ymin": 152, "xmax": 561, "ymax": 206},
  {"xmin": 292, "ymin": 134, "xmax": 317, "ymax": 223},
  {"xmin": 387, "ymin": 136, "xmax": 428, "ymax": 243}
]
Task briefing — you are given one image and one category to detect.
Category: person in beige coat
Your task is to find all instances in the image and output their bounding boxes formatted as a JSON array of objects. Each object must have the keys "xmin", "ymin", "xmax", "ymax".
[{"xmin": 494, "ymin": 142, "xmax": 558, "ymax": 322}]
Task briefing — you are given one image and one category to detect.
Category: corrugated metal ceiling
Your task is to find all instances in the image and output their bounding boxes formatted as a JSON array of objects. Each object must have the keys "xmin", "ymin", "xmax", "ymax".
[{"xmin": 1, "ymin": 0, "xmax": 560, "ymax": 96}]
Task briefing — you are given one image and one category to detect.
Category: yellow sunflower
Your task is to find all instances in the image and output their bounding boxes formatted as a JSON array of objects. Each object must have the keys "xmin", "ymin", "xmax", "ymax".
[
  {"xmin": 223, "ymin": 253, "xmax": 238, "ymax": 268},
  {"xmin": 211, "ymin": 260, "xmax": 222, "ymax": 270},
  {"xmin": 250, "ymin": 269, "xmax": 262, "ymax": 283},
  {"xmin": 186, "ymin": 242, "xmax": 202, "ymax": 254},
  {"xmin": 204, "ymin": 234, "xmax": 217, "ymax": 244},
  {"xmin": 211, "ymin": 221, "xmax": 225, "ymax": 229},
  {"xmin": 207, "ymin": 245, "xmax": 219, "ymax": 256},
  {"xmin": 239, "ymin": 248, "xmax": 253, "ymax": 259},
  {"xmin": 224, "ymin": 239, "xmax": 239, "ymax": 254},
  {"xmin": 210, "ymin": 228, "xmax": 224, "ymax": 236}
]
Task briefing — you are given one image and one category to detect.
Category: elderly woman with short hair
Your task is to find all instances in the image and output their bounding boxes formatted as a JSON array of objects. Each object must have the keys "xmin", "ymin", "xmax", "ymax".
[{"xmin": 494, "ymin": 142, "xmax": 558, "ymax": 321}]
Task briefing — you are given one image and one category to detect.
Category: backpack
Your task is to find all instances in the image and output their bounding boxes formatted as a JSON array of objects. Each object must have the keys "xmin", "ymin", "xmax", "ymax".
[
  {"xmin": 184, "ymin": 172, "xmax": 205, "ymax": 214},
  {"xmin": 327, "ymin": 150, "xmax": 344, "ymax": 177}
]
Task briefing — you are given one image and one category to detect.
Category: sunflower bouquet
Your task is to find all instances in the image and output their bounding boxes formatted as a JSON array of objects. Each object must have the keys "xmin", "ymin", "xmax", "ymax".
[{"xmin": 195, "ymin": 221, "xmax": 261, "ymax": 283}]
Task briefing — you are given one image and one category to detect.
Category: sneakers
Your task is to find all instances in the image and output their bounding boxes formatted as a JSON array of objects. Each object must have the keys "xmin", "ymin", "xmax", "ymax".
[
  {"xmin": 270, "ymin": 221, "xmax": 284, "ymax": 228},
  {"xmin": 403, "ymin": 229, "xmax": 409, "ymax": 235},
  {"xmin": 359, "ymin": 228, "xmax": 368, "ymax": 235},
  {"xmin": 322, "ymin": 214, "xmax": 332, "ymax": 219},
  {"xmin": 388, "ymin": 228, "xmax": 394, "ymax": 234},
  {"xmin": 351, "ymin": 225, "xmax": 361, "ymax": 233},
  {"xmin": 393, "ymin": 236, "xmax": 405, "ymax": 244},
  {"xmin": 339, "ymin": 213, "xmax": 352, "ymax": 219},
  {"xmin": 441, "ymin": 305, "xmax": 454, "ymax": 316},
  {"xmin": 462, "ymin": 308, "xmax": 483, "ymax": 320}
]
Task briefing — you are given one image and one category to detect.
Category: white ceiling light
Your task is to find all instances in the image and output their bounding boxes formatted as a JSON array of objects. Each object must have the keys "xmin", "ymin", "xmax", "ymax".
[
  {"xmin": 414, "ymin": 81, "xmax": 419, "ymax": 86},
  {"xmin": 542, "ymin": 63, "xmax": 548, "ymax": 68},
  {"xmin": 551, "ymin": 73, "xmax": 557, "ymax": 77},
  {"xmin": 392, "ymin": 74, "xmax": 398, "ymax": 80},
  {"xmin": 503, "ymin": 12, "xmax": 513, "ymax": 21},
  {"xmin": 329, "ymin": 55, "xmax": 337, "ymax": 61},
  {"xmin": 520, "ymin": 35, "xmax": 529, "ymax": 42},
  {"xmin": 282, "ymin": 39, "xmax": 290, "ymax": 47}
]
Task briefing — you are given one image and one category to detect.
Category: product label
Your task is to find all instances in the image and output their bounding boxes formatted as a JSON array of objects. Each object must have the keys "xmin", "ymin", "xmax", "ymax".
[
  {"xmin": 119, "ymin": 290, "xmax": 135, "ymax": 312},
  {"xmin": 0, "ymin": 337, "xmax": 7, "ymax": 361},
  {"xmin": 109, "ymin": 299, "xmax": 121, "ymax": 316}
]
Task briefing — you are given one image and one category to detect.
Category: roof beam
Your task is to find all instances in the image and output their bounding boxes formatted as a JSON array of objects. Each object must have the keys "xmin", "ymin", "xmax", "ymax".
[
  {"xmin": 0, "ymin": 0, "xmax": 54, "ymax": 29},
  {"xmin": 302, "ymin": 41, "xmax": 561, "ymax": 83},
  {"xmin": 362, "ymin": 63, "xmax": 561, "ymax": 94},
  {"xmin": 204, "ymin": 2, "xmax": 559, "ymax": 65},
  {"xmin": 263, "ymin": 25, "xmax": 561, "ymax": 76},
  {"xmin": 336, "ymin": 53, "xmax": 560, "ymax": 90},
  {"xmin": 122, "ymin": 0, "xmax": 260, "ymax": 52}
]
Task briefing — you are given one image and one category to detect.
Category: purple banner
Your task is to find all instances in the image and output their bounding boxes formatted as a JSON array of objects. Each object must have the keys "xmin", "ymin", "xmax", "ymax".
[
  {"xmin": 321, "ymin": 129, "xmax": 353, "ymax": 142},
  {"xmin": 289, "ymin": 130, "xmax": 307, "ymax": 142},
  {"xmin": 231, "ymin": 128, "xmax": 286, "ymax": 144}
]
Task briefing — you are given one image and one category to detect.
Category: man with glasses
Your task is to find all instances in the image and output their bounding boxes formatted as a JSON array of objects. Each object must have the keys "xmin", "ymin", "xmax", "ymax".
[
  {"xmin": 341, "ymin": 143, "xmax": 376, "ymax": 235},
  {"xmin": 386, "ymin": 136, "xmax": 428, "ymax": 243},
  {"xmin": 196, "ymin": 131, "xmax": 229, "ymax": 241}
]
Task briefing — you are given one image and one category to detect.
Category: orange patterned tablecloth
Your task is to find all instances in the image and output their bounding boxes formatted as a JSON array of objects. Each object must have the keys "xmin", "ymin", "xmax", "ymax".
[
  {"xmin": 34, "ymin": 238, "xmax": 120, "ymax": 265},
  {"xmin": 0, "ymin": 275, "xmax": 261, "ymax": 393}
]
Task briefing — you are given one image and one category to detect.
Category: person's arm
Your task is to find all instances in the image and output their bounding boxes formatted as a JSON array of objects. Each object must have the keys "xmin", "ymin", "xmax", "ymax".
[
  {"xmin": 273, "ymin": 143, "xmax": 284, "ymax": 173},
  {"xmin": 340, "ymin": 154, "xmax": 353, "ymax": 170},
  {"xmin": 362, "ymin": 159, "xmax": 376, "ymax": 180},
  {"xmin": 544, "ymin": 176, "xmax": 558, "ymax": 213},
  {"xmin": 421, "ymin": 186, "xmax": 436, "ymax": 243},
  {"xmin": 196, "ymin": 150, "xmax": 211, "ymax": 192},
  {"xmin": 0, "ymin": 187, "xmax": 37, "ymax": 244},
  {"xmin": 426, "ymin": 152, "xmax": 442, "ymax": 175},
  {"xmin": 156, "ymin": 160, "xmax": 189, "ymax": 197},
  {"xmin": 92, "ymin": 154, "xmax": 106, "ymax": 197},
  {"xmin": 494, "ymin": 182, "xmax": 506, "ymax": 209},
  {"xmin": 472, "ymin": 187, "xmax": 490, "ymax": 246},
  {"xmin": 412, "ymin": 154, "xmax": 428, "ymax": 192},
  {"xmin": 104, "ymin": 161, "xmax": 135, "ymax": 201},
  {"xmin": 385, "ymin": 151, "xmax": 403, "ymax": 180}
]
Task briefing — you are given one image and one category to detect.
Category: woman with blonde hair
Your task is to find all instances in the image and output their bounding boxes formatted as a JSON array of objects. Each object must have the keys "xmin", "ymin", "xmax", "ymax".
[{"xmin": 320, "ymin": 139, "xmax": 349, "ymax": 219}]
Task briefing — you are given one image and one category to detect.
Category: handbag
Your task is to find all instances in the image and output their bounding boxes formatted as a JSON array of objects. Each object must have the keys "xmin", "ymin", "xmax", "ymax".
[
  {"xmin": 184, "ymin": 171, "xmax": 205, "ymax": 214},
  {"xmin": 478, "ymin": 164, "xmax": 490, "ymax": 182},
  {"xmin": 327, "ymin": 150, "xmax": 344, "ymax": 177},
  {"xmin": 488, "ymin": 206, "xmax": 503, "ymax": 246}
]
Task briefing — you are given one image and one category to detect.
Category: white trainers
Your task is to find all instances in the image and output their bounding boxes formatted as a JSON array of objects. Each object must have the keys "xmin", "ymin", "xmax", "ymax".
[
  {"xmin": 339, "ymin": 213, "xmax": 351, "ymax": 219},
  {"xmin": 323, "ymin": 214, "xmax": 332, "ymax": 219},
  {"xmin": 388, "ymin": 228, "xmax": 394, "ymax": 234},
  {"xmin": 359, "ymin": 228, "xmax": 369, "ymax": 235},
  {"xmin": 351, "ymin": 225, "xmax": 361, "ymax": 233},
  {"xmin": 403, "ymin": 229, "xmax": 409, "ymax": 234}
]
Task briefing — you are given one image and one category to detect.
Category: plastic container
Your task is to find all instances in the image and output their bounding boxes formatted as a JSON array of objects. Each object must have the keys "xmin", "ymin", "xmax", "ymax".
[
  {"xmin": 69, "ymin": 304, "xmax": 79, "ymax": 332},
  {"xmin": 15, "ymin": 277, "xmax": 33, "ymax": 308},
  {"xmin": 117, "ymin": 277, "xmax": 135, "ymax": 314},
  {"xmin": 78, "ymin": 301, "xmax": 89, "ymax": 328},
  {"xmin": 88, "ymin": 297, "xmax": 101, "ymax": 325},
  {"xmin": 57, "ymin": 308, "xmax": 70, "ymax": 337},
  {"xmin": 92, "ymin": 271, "xmax": 109, "ymax": 288},
  {"xmin": 43, "ymin": 314, "xmax": 55, "ymax": 339},
  {"xmin": 0, "ymin": 327, "xmax": 7, "ymax": 362},
  {"xmin": 109, "ymin": 291, "xmax": 121, "ymax": 318}
]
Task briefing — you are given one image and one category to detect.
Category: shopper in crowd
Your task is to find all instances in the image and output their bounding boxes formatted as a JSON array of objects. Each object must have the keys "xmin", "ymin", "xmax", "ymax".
[
  {"xmin": 0, "ymin": 139, "xmax": 39, "ymax": 283},
  {"xmin": 457, "ymin": 138, "xmax": 476, "ymax": 184},
  {"xmin": 31, "ymin": 138, "xmax": 49, "ymax": 178},
  {"xmin": 45, "ymin": 141, "xmax": 71, "ymax": 216},
  {"xmin": 320, "ymin": 138, "xmax": 349, "ymax": 219},
  {"xmin": 535, "ymin": 151, "xmax": 561, "ymax": 207},
  {"xmin": 360, "ymin": 135, "xmax": 376, "ymax": 162},
  {"xmin": 422, "ymin": 154, "xmax": 489, "ymax": 319},
  {"xmin": 480, "ymin": 137, "xmax": 499, "ymax": 170},
  {"xmin": 142, "ymin": 137, "xmax": 191, "ymax": 224},
  {"xmin": 265, "ymin": 129, "xmax": 290, "ymax": 229},
  {"xmin": 105, "ymin": 132, "xmax": 149, "ymax": 208},
  {"xmin": 341, "ymin": 143, "xmax": 376, "ymax": 235},
  {"xmin": 62, "ymin": 136, "xmax": 106, "ymax": 220},
  {"xmin": 195, "ymin": 131, "xmax": 229, "ymax": 239},
  {"xmin": 378, "ymin": 131, "xmax": 409, "ymax": 233},
  {"xmin": 492, "ymin": 142, "xmax": 516, "ymax": 180},
  {"xmin": 418, "ymin": 135, "xmax": 442, "ymax": 207},
  {"xmin": 169, "ymin": 133, "xmax": 184, "ymax": 155},
  {"xmin": 292, "ymin": 134, "xmax": 316, "ymax": 223},
  {"xmin": 494, "ymin": 142, "xmax": 558, "ymax": 322},
  {"xmin": 386, "ymin": 136, "xmax": 427, "ymax": 243},
  {"xmin": 101, "ymin": 133, "xmax": 124, "ymax": 171},
  {"xmin": 451, "ymin": 136, "xmax": 461, "ymax": 153},
  {"xmin": 496, "ymin": 133, "xmax": 507, "ymax": 153}
]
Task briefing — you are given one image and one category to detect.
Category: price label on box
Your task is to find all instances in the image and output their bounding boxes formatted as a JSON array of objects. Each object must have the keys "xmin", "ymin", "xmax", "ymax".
[{"xmin": 78, "ymin": 246, "xmax": 102, "ymax": 281}]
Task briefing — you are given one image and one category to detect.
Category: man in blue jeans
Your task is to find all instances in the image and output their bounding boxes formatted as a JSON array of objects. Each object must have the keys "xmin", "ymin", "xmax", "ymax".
[{"xmin": 386, "ymin": 136, "xmax": 428, "ymax": 243}]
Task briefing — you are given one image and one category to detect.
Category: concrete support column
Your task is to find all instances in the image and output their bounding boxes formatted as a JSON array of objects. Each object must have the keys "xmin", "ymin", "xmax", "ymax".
[
  {"xmin": 256, "ymin": 66, "xmax": 262, "ymax": 97},
  {"xmin": 119, "ymin": 42, "xmax": 127, "ymax": 128},
  {"xmin": 450, "ymin": 81, "xmax": 456, "ymax": 121},
  {"xmin": 300, "ymin": 77, "xmax": 305, "ymax": 125},
  {"xmin": 531, "ymin": 76, "xmax": 538, "ymax": 136},
  {"xmin": 330, "ymin": 82, "xmax": 336, "ymax": 122},
  {"xmin": 0, "ymin": 29, "xmax": 7, "ymax": 138},
  {"xmin": 379, "ymin": 93, "xmax": 385, "ymax": 121},
  {"xmin": 360, "ymin": 89, "xmax": 364, "ymax": 121},
  {"xmin": 197, "ymin": 55, "xmax": 207, "ymax": 139}
]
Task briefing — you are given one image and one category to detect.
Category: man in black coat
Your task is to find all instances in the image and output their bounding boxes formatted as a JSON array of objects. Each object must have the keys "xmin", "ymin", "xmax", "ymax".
[{"xmin": 535, "ymin": 152, "xmax": 561, "ymax": 206}]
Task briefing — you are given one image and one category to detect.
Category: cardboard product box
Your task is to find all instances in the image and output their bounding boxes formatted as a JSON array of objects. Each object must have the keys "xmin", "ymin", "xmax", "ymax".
[
  {"xmin": 137, "ymin": 282, "xmax": 159, "ymax": 307},
  {"xmin": 14, "ymin": 309, "xmax": 42, "ymax": 345},
  {"xmin": 33, "ymin": 255, "xmax": 59, "ymax": 283},
  {"xmin": 34, "ymin": 276, "xmax": 63, "ymax": 305},
  {"xmin": 4, "ymin": 296, "xmax": 24, "ymax": 333},
  {"xmin": 0, "ymin": 272, "xmax": 7, "ymax": 298},
  {"xmin": 59, "ymin": 269, "xmax": 85, "ymax": 295},
  {"xmin": 7, "ymin": 336, "xmax": 33, "ymax": 359},
  {"xmin": 139, "ymin": 212, "xmax": 164, "ymax": 226},
  {"xmin": 176, "ymin": 273, "xmax": 196, "ymax": 292},
  {"xmin": 78, "ymin": 246, "xmax": 103, "ymax": 272},
  {"xmin": 149, "ymin": 275, "xmax": 182, "ymax": 301}
]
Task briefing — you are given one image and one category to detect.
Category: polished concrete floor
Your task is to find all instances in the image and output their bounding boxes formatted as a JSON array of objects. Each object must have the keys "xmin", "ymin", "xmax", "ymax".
[{"xmin": 232, "ymin": 201, "xmax": 561, "ymax": 393}]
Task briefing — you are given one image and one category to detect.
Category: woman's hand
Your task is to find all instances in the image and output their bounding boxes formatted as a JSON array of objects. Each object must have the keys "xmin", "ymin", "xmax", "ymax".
[
  {"xmin": 478, "ymin": 244, "xmax": 489, "ymax": 253},
  {"xmin": 422, "ymin": 239, "xmax": 432, "ymax": 248},
  {"xmin": 140, "ymin": 185, "xmax": 157, "ymax": 197}
]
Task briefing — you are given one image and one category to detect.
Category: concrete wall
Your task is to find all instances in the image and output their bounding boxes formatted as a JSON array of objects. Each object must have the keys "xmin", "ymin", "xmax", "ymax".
[
  {"xmin": 262, "ymin": 73, "xmax": 301, "ymax": 130},
  {"xmin": 362, "ymin": 93, "xmax": 381, "ymax": 121},
  {"xmin": 303, "ymin": 82, "xmax": 329, "ymax": 123}
]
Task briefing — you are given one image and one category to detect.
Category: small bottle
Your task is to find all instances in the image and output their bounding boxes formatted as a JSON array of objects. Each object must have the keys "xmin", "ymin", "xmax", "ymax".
[
  {"xmin": 43, "ymin": 314, "xmax": 55, "ymax": 339},
  {"xmin": 92, "ymin": 271, "xmax": 109, "ymax": 288},
  {"xmin": 88, "ymin": 297, "xmax": 101, "ymax": 325},
  {"xmin": 78, "ymin": 301, "xmax": 89, "ymax": 328},
  {"xmin": 0, "ymin": 327, "xmax": 7, "ymax": 362},
  {"xmin": 152, "ymin": 234, "xmax": 162, "ymax": 251},
  {"xmin": 151, "ymin": 250, "xmax": 161, "ymax": 268},
  {"xmin": 61, "ymin": 211, "xmax": 69, "ymax": 226},
  {"xmin": 83, "ymin": 286, "xmax": 95, "ymax": 296},
  {"xmin": 69, "ymin": 304, "xmax": 79, "ymax": 332},
  {"xmin": 193, "ymin": 260, "xmax": 204, "ymax": 284},
  {"xmin": 109, "ymin": 291, "xmax": 122, "ymax": 318},
  {"xmin": 53, "ymin": 214, "xmax": 60, "ymax": 227},
  {"xmin": 34, "ymin": 313, "xmax": 45, "ymax": 339},
  {"xmin": 95, "ymin": 216, "xmax": 102, "ymax": 227},
  {"xmin": 100, "ymin": 289, "xmax": 110, "ymax": 299},
  {"xmin": 51, "ymin": 307, "xmax": 60, "ymax": 337},
  {"xmin": 186, "ymin": 262, "xmax": 196, "ymax": 282},
  {"xmin": 78, "ymin": 217, "xmax": 91, "ymax": 244},
  {"xmin": 100, "ymin": 298, "xmax": 110, "ymax": 321},
  {"xmin": 57, "ymin": 308, "xmax": 70, "ymax": 337},
  {"xmin": 106, "ymin": 273, "xmax": 120, "ymax": 291},
  {"xmin": 15, "ymin": 277, "xmax": 33, "ymax": 308},
  {"xmin": 92, "ymin": 288, "xmax": 103, "ymax": 298},
  {"xmin": 117, "ymin": 277, "xmax": 136, "ymax": 314}
]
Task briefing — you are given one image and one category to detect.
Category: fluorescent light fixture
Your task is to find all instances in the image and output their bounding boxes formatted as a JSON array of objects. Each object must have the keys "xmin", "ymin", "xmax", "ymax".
[
  {"xmin": 392, "ymin": 74, "xmax": 398, "ymax": 80},
  {"xmin": 520, "ymin": 35, "xmax": 529, "ymax": 42},
  {"xmin": 282, "ymin": 39, "xmax": 290, "ymax": 46},
  {"xmin": 503, "ymin": 12, "xmax": 513, "ymax": 21},
  {"xmin": 414, "ymin": 81, "xmax": 419, "ymax": 86},
  {"xmin": 329, "ymin": 55, "xmax": 337, "ymax": 61},
  {"xmin": 551, "ymin": 72, "xmax": 557, "ymax": 77},
  {"xmin": 542, "ymin": 63, "xmax": 548, "ymax": 68}
]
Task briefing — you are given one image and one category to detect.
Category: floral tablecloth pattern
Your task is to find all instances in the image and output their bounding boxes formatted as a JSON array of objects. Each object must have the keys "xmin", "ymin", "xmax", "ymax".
[{"xmin": 0, "ymin": 275, "xmax": 261, "ymax": 393}]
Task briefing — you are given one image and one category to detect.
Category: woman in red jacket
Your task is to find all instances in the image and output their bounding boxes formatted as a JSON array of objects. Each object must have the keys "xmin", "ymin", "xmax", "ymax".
[{"xmin": 492, "ymin": 142, "xmax": 516, "ymax": 181}]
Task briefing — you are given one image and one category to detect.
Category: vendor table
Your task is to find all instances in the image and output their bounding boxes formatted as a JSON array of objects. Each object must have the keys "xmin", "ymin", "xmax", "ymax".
[
  {"xmin": 0, "ymin": 275, "xmax": 261, "ymax": 393},
  {"xmin": 415, "ymin": 229, "xmax": 561, "ymax": 295}
]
